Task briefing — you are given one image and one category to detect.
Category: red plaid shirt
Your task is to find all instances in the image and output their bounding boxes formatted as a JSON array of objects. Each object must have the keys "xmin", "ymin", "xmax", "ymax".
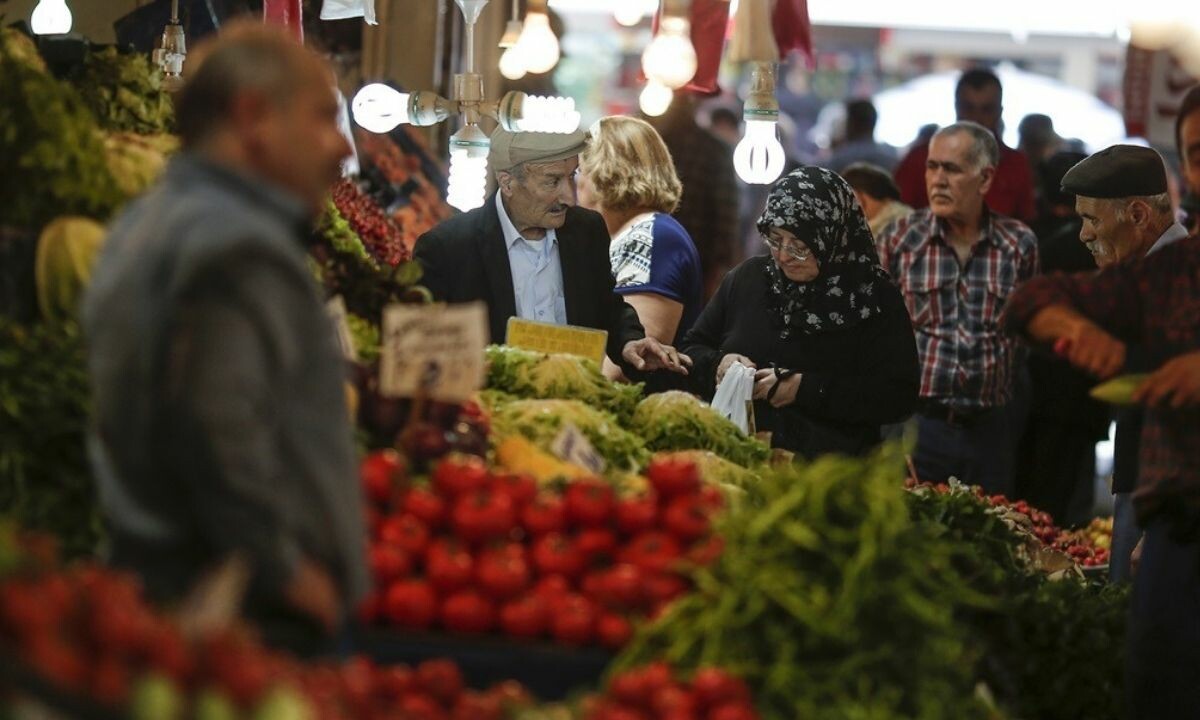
[
  {"xmin": 877, "ymin": 208, "xmax": 1039, "ymax": 409},
  {"xmin": 1003, "ymin": 235, "xmax": 1200, "ymax": 521}
]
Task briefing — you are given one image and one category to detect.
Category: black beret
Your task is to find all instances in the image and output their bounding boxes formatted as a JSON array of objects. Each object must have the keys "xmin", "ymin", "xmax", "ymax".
[{"xmin": 1060, "ymin": 144, "xmax": 1168, "ymax": 199}]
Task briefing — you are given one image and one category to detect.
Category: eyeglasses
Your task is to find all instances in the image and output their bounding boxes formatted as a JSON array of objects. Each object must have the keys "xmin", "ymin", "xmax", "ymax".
[{"xmin": 763, "ymin": 234, "xmax": 811, "ymax": 262}]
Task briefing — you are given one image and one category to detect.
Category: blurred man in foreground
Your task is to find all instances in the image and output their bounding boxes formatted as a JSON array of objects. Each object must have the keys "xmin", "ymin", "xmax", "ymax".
[
  {"xmin": 84, "ymin": 24, "xmax": 366, "ymax": 655},
  {"xmin": 1002, "ymin": 232, "xmax": 1200, "ymax": 718}
]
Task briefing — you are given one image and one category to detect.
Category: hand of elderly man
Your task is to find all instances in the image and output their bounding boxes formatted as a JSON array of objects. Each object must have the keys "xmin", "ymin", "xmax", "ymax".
[
  {"xmin": 1057, "ymin": 319, "xmax": 1127, "ymax": 379},
  {"xmin": 1133, "ymin": 351, "xmax": 1200, "ymax": 409},
  {"xmin": 623, "ymin": 338, "xmax": 691, "ymax": 375}
]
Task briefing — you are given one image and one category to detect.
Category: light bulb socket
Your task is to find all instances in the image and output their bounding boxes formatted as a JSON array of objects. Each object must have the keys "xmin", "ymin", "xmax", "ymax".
[
  {"xmin": 742, "ymin": 61, "xmax": 779, "ymax": 121},
  {"xmin": 409, "ymin": 90, "xmax": 454, "ymax": 127},
  {"xmin": 499, "ymin": 19, "xmax": 522, "ymax": 48}
]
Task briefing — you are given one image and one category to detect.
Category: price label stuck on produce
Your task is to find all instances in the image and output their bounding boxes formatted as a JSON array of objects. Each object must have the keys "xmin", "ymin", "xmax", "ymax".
[
  {"xmin": 550, "ymin": 423, "xmax": 607, "ymax": 475},
  {"xmin": 506, "ymin": 318, "xmax": 608, "ymax": 365},
  {"xmin": 380, "ymin": 302, "xmax": 488, "ymax": 402}
]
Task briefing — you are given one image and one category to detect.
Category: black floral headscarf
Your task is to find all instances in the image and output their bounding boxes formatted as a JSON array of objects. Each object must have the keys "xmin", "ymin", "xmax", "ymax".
[{"xmin": 756, "ymin": 166, "xmax": 891, "ymax": 338}]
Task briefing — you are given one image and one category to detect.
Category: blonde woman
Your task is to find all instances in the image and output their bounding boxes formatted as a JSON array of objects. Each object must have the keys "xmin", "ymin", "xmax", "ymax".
[{"xmin": 578, "ymin": 116, "xmax": 703, "ymax": 355}]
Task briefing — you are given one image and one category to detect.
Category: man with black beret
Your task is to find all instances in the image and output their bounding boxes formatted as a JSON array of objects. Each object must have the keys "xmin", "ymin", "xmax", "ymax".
[
  {"xmin": 1060, "ymin": 144, "xmax": 1190, "ymax": 585},
  {"xmin": 415, "ymin": 127, "xmax": 690, "ymax": 375}
]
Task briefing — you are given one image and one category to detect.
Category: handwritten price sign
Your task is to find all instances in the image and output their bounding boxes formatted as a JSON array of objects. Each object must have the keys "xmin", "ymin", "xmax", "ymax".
[{"xmin": 380, "ymin": 302, "xmax": 487, "ymax": 402}]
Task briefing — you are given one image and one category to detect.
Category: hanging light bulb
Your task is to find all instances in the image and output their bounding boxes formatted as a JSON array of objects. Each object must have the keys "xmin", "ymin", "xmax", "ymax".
[
  {"xmin": 30, "ymin": 0, "xmax": 72, "ymax": 34},
  {"xmin": 639, "ymin": 80, "xmax": 673, "ymax": 117},
  {"xmin": 515, "ymin": 10, "xmax": 560, "ymax": 75},
  {"xmin": 499, "ymin": 46, "xmax": 527, "ymax": 80},
  {"xmin": 446, "ymin": 124, "xmax": 490, "ymax": 211},
  {"xmin": 509, "ymin": 94, "xmax": 581, "ymax": 133},
  {"xmin": 614, "ymin": 1, "xmax": 653, "ymax": 27},
  {"xmin": 733, "ymin": 63, "xmax": 785, "ymax": 185},
  {"xmin": 641, "ymin": 15, "xmax": 697, "ymax": 90},
  {"xmin": 352, "ymin": 83, "xmax": 411, "ymax": 134},
  {"xmin": 734, "ymin": 120, "xmax": 785, "ymax": 184}
]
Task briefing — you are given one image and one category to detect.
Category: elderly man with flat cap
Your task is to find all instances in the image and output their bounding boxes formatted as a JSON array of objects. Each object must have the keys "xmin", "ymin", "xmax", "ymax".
[
  {"xmin": 415, "ymin": 128, "xmax": 689, "ymax": 375},
  {"xmin": 1060, "ymin": 144, "xmax": 1190, "ymax": 585}
]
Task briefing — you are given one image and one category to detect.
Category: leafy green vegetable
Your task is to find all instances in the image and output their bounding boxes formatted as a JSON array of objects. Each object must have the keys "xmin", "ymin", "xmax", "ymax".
[
  {"xmin": 347, "ymin": 313, "xmax": 381, "ymax": 364},
  {"xmin": 0, "ymin": 318, "xmax": 100, "ymax": 559},
  {"xmin": 103, "ymin": 131, "xmax": 177, "ymax": 198},
  {"xmin": 485, "ymin": 345, "xmax": 644, "ymax": 422},
  {"xmin": 69, "ymin": 47, "xmax": 175, "ymax": 134},
  {"xmin": 1, "ymin": 27, "xmax": 46, "ymax": 73},
  {"xmin": 490, "ymin": 398, "xmax": 650, "ymax": 471},
  {"xmin": 617, "ymin": 445, "xmax": 993, "ymax": 720},
  {"xmin": 0, "ymin": 47, "xmax": 125, "ymax": 230},
  {"xmin": 631, "ymin": 391, "xmax": 770, "ymax": 468}
]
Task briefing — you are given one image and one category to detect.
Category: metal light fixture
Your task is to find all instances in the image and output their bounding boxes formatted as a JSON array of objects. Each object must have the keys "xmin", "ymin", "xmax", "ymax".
[
  {"xmin": 152, "ymin": 0, "xmax": 187, "ymax": 91},
  {"xmin": 351, "ymin": 0, "xmax": 581, "ymax": 211}
]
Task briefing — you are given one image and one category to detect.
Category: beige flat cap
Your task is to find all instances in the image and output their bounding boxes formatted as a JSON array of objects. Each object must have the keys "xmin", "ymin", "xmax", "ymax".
[{"xmin": 490, "ymin": 127, "xmax": 588, "ymax": 172}]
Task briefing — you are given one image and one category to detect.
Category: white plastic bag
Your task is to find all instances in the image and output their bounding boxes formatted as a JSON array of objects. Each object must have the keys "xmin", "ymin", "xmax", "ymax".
[
  {"xmin": 320, "ymin": 0, "xmax": 377, "ymax": 25},
  {"xmin": 711, "ymin": 361, "xmax": 756, "ymax": 434}
]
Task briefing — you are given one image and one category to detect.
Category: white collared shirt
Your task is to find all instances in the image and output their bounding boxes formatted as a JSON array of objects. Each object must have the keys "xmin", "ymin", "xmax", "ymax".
[
  {"xmin": 496, "ymin": 192, "xmax": 567, "ymax": 325},
  {"xmin": 1147, "ymin": 221, "xmax": 1190, "ymax": 257}
]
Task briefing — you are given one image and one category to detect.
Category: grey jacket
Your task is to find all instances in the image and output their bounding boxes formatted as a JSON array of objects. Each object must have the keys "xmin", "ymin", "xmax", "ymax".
[{"xmin": 83, "ymin": 154, "xmax": 368, "ymax": 611}]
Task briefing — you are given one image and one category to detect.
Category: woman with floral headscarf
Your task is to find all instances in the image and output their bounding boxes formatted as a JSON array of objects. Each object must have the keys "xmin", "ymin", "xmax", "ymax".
[{"xmin": 682, "ymin": 166, "xmax": 919, "ymax": 458}]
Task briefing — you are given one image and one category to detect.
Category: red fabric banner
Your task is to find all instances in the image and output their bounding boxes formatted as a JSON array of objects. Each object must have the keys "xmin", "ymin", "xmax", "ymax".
[
  {"xmin": 685, "ymin": 0, "xmax": 732, "ymax": 95},
  {"xmin": 263, "ymin": 0, "xmax": 304, "ymax": 42},
  {"xmin": 772, "ymin": 0, "xmax": 812, "ymax": 62}
]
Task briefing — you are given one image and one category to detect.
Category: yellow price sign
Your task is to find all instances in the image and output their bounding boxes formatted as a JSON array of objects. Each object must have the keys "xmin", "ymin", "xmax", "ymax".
[{"xmin": 505, "ymin": 318, "xmax": 608, "ymax": 365}]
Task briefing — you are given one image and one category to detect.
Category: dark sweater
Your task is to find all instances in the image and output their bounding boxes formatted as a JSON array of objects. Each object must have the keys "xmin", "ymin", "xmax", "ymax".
[{"xmin": 683, "ymin": 256, "xmax": 920, "ymax": 458}]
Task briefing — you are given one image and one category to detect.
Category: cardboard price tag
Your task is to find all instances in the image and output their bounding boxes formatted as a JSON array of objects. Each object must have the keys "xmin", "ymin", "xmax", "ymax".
[
  {"xmin": 506, "ymin": 317, "xmax": 608, "ymax": 365},
  {"xmin": 550, "ymin": 423, "xmax": 606, "ymax": 474},
  {"xmin": 380, "ymin": 302, "xmax": 487, "ymax": 402},
  {"xmin": 326, "ymin": 296, "xmax": 358, "ymax": 362}
]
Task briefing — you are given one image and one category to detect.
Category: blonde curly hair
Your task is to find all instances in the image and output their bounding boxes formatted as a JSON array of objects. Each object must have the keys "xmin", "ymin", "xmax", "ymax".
[{"xmin": 580, "ymin": 116, "xmax": 682, "ymax": 214}]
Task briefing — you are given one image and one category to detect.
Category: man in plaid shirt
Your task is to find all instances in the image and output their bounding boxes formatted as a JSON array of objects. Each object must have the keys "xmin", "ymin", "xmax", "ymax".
[
  {"xmin": 877, "ymin": 121, "xmax": 1038, "ymax": 495},
  {"xmin": 1002, "ymin": 234, "xmax": 1200, "ymax": 718}
]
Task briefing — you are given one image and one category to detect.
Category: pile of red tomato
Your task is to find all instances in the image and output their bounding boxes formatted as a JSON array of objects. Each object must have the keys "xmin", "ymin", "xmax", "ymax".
[
  {"xmin": 359, "ymin": 453, "xmax": 724, "ymax": 649},
  {"xmin": 585, "ymin": 662, "xmax": 759, "ymax": 720}
]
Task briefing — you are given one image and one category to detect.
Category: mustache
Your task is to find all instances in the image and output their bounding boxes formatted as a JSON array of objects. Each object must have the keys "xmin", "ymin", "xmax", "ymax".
[{"xmin": 548, "ymin": 204, "xmax": 569, "ymax": 213}]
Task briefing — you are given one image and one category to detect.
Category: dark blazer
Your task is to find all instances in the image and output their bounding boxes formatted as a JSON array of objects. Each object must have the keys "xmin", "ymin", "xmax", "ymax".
[{"xmin": 414, "ymin": 194, "xmax": 645, "ymax": 363}]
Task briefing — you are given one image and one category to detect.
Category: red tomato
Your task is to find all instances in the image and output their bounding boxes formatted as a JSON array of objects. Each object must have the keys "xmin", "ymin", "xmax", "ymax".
[
  {"xmin": 581, "ymin": 571, "xmax": 607, "ymax": 601},
  {"xmin": 651, "ymin": 685, "xmax": 698, "ymax": 716},
  {"xmin": 698, "ymin": 485, "xmax": 725, "ymax": 510},
  {"xmin": 615, "ymin": 495, "xmax": 659, "ymax": 536},
  {"xmin": 376, "ymin": 665, "xmax": 416, "ymax": 700},
  {"xmin": 433, "ymin": 455, "xmax": 491, "ymax": 498},
  {"xmin": 687, "ymin": 535, "xmax": 725, "ymax": 567},
  {"xmin": 565, "ymin": 480, "xmax": 616, "ymax": 528},
  {"xmin": 708, "ymin": 703, "xmax": 759, "ymax": 720},
  {"xmin": 452, "ymin": 489, "xmax": 517, "ymax": 544},
  {"xmin": 339, "ymin": 656, "xmax": 376, "ymax": 711},
  {"xmin": 499, "ymin": 594, "xmax": 548, "ymax": 638},
  {"xmin": 595, "ymin": 613, "xmax": 633, "ymax": 649},
  {"xmin": 593, "ymin": 704, "xmax": 649, "ymax": 720},
  {"xmin": 440, "ymin": 590, "xmax": 496, "ymax": 634},
  {"xmin": 532, "ymin": 575, "xmax": 573, "ymax": 613},
  {"xmin": 639, "ymin": 662, "xmax": 674, "ymax": 694},
  {"xmin": 361, "ymin": 450, "xmax": 406, "ymax": 505},
  {"xmin": 425, "ymin": 539, "xmax": 475, "ymax": 594},
  {"xmin": 475, "ymin": 545, "xmax": 532, "ymax": 600},
  {"xmin": 690, "ymin": 667, "xmax": 750, "ymax": 708},
  {"xmin": 399, "ymin": 692, "xmax": 449, "ymax": 720},
  {"xmin": 379, "ymin": 514, "xmax": 432, "ymax": 557},
  {"xmin": 596, "ymin": 564, "xmax": 643, "ymax": 610},
  {"xmin": 403, "ymin": 487, "xmax": 447, "ymax": 528},
  {"xmin": 369, "ymin": 543, "xmax": 413, "ymax": 585},
  {"xmin": 609, "ymin": 669, "xmax": 651, "ymax": 707},
  {"xmin": 576, "ymin": 528, "xmax": 619, "ymax": 564},
  {"xmin": 416, "ymin": 659, "xmax": 465, "ymax": 705},
  {"xmin": 90, "ymin": 655, "xmax": 130, "ymax": 706},
  {"xmin": 384, "ymin": 580, "xmax": 438, "ymax": 629},
  {"xmin": 356, "ymin": 592, "xmax": 382, "ymax": 624},
  {"xmin": 531, "ymin": 533, "xmax": 587, "ymax": 578},
  {"xmin": 619, "ymin": 532, "xmax": 683, "ymax": 575},
  {"xmin": 492, "ymin": 473, "xmax": 538, "ymax": 508},
  {"xmin": 452, "ymin": 691, "xmax": 503, "ymax": 720},
  {"xmin": 483, "ymin": 680, "xmax": 534, "ymax": 710},
  {"xmin": 663, "ymin": 495, "xmax": 711, "ymax": 542},
  {"xmin": 643, "ymin": 573, "xmax": 689, "ymax": 605},
  {"xmin": 550, "ymin": 595, "xmax": 597, "ymax": 645},
  {"xmin": 521, "ymin": 495, "xmax": 568, "ymax": 536},
  {"xmin": 645, "ymin": 458, "xmax": 700, "ymax": 499}
]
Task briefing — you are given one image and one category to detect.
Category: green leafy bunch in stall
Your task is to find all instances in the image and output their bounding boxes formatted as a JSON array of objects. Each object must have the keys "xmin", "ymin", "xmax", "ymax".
[{"xmin": 69, "ymin": 47, "xmax": 175, "ymax": 134}]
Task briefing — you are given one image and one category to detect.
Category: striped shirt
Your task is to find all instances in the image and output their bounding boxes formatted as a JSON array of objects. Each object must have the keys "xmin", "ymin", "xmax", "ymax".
[{"xmin": 877, "ymin": 208, "xmax": 1039, "ymax": 409}]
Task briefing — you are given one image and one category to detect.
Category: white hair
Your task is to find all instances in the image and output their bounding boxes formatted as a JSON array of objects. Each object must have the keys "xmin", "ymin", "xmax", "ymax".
[{"xmin": 1108, "ymin": 193, "xmax": 1173, "ymax": 223}]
